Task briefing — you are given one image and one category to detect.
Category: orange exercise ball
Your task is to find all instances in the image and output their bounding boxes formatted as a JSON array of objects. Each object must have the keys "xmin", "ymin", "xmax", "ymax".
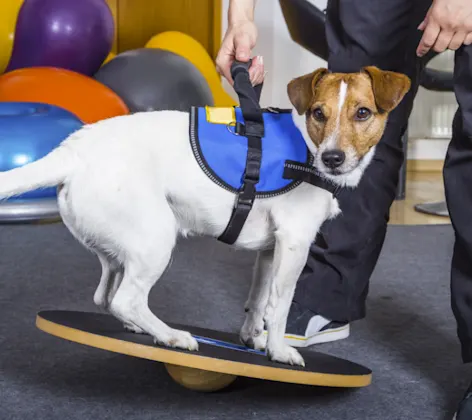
[{"xmin": 0, "ymin": 67, "xmax": 129, "ymax": 123}]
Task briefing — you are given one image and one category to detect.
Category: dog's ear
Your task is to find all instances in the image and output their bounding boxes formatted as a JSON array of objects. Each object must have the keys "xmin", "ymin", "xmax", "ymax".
[
  {"xmin": 287, "ymin": 68, "xmax": 329, "ymax": 115},
  {"xmin": 362, "ymin": 66, "xmax": 411, "ymax": 113}
]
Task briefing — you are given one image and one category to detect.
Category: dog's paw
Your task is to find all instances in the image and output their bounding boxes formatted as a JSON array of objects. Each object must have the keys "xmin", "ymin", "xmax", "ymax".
[
  {"xmin": 240, "ymin": 310, "xmax": 266, "ymax": 350},
  {"xmin": 123, "ymin": 322, "xmax": 145, "ymax": 334},
  {"xmin": 268, "ymin": 344, "xmax": 305, "ymax": 367},
  {"xmin": 154, "ymin": 329, "xmax": 199, "ymax": 351},
  {"xmin": 240, "ymin": 329, "xmax": 267, "ymax": 351}
]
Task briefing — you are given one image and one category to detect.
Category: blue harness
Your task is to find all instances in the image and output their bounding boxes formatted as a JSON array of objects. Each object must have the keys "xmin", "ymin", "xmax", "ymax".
[
  {"xmin": 189, "ymin": 60, "xmax": 340, "ymax": 245},
  {"xmin": 190, "ymin": 106, "xmax": 313, "ymax": 198}
]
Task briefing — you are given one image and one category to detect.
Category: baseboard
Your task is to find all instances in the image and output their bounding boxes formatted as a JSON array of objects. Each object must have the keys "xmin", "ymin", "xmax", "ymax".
[
  {"xmin": 405, "ymin": 137, "xmax": 447, "ymax": 172},
  {"xmin": 407, "ymin": 159, "xmax": 444, "ymax": 172}
]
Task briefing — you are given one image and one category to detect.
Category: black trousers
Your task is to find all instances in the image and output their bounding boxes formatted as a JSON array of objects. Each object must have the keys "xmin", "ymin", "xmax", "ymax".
[{"xmin": 292, "ymin": 0, "xmax": 472, "ymax": 363}]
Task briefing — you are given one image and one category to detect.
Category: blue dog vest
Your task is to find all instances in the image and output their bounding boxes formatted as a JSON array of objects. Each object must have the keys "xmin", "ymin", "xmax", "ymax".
[{"xmin": 189, "ymin": 106, "xmax": 314, "ymax": 198}]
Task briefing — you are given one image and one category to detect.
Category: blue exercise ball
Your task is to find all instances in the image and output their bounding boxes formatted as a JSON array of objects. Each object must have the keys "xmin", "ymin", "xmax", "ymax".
[{"xmin": 0, "ymin": 102, "xmax": 83, "ymax": 200}]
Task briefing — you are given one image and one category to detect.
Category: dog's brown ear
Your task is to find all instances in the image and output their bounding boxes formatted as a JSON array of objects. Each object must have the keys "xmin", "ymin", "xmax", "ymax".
[
  {"xmin": 287, "ymin": 68, "xmax": 329, "ymax": 115},
  {"xmin": 362, "ymin": 66, "xmax": 411, "ymax": 113}
]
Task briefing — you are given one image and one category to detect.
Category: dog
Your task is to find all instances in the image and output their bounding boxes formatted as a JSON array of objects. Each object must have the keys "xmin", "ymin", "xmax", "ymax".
[{"xmin": 0, "ymin": 66, "xmax": 410, "ymax": 367}]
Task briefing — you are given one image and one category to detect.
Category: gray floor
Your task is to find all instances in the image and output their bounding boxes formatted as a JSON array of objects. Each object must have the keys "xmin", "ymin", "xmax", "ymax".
[{"xmin": 0, "ymin": 222, "xmax": 470, "ymax": 420}]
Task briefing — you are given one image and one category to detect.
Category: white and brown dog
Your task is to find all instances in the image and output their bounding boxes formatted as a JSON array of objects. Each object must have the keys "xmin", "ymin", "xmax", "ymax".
[{"xmin": 0, "ymin": 66, "xmax": 410, "ymax": 367}]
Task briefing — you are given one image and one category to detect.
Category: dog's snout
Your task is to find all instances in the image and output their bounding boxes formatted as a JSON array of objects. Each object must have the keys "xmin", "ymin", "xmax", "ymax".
[{"xmin": 321, "ymin": 150, "xmax": 345, "ymax": 169}]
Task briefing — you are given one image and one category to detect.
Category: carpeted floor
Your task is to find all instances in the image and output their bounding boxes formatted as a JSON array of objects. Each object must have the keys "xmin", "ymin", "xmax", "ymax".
[{"xmin": 0, "ymin": 222, "xmax": 470, "ymax": 420}]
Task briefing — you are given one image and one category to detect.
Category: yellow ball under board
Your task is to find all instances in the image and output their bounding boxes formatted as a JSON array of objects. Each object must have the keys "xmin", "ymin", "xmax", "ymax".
[
  {"xmin": 0, "ymin": 0, "xmax": 24, "ymax": 74},
  {"xmin": 145, "ymin": 31, "xmax": 236, "ymax": 107}
]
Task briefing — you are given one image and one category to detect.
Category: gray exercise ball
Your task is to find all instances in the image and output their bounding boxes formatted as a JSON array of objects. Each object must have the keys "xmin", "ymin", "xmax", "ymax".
[{"xmin": 94, "ymin": 48, "xmax": 214, "ymax": 112}]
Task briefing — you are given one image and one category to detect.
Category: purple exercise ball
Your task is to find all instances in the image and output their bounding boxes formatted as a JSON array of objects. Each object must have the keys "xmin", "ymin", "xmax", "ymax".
[{"xmin": 5, "ymin": 0, "xmax": 114, "ymax": 76}]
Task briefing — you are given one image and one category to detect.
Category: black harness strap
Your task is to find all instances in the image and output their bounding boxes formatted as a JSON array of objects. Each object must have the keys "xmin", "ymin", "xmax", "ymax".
[
  {"xmin": 283, "ymin": 160, "xmax": 341, "ymax": 198},
  {"xmin": 218, "ymin": 60, "xmax": 264, "ymax": 245}
]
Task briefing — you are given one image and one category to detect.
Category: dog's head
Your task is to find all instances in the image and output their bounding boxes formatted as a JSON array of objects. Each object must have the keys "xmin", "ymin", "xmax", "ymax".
[{"xmin": 287, "ymin": 66, "xmax": 411, "ymax": 185}]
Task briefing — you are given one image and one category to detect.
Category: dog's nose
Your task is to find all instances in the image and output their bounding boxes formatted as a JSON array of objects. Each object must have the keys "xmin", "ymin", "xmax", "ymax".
[{"xmin": 321, "ymin": 150, "xmax": 345, "ymax": 169}]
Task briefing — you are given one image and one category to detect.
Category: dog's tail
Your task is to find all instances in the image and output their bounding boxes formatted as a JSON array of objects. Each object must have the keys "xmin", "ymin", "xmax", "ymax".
[{"xmin": 0, "ymin": 144, "xmax": 75, "ymax": 200}]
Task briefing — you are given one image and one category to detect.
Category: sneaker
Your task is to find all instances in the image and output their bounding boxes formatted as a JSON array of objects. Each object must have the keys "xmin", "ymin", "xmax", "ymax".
[
  {"xmin": 453, "ymin": 380, "xmax": 472, "ymax": 419},
  {"xmin": 263, "ymin": 301, "xmax": 350, "ymax": 348}
]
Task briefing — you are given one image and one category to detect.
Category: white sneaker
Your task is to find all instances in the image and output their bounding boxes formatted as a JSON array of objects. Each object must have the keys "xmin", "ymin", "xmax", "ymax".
[
  {"xmin": 264, "ymin": 302, "xmax": 350, "ymax": 348},
  {"xmin": 283, "ymin": 317, "xmax": 350, "ymax": 348}
]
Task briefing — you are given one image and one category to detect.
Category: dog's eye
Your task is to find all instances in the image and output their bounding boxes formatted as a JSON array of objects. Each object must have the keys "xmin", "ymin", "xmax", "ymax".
[
  {"xmin": 356, "ymin": 107, "xmax": 371, "ymax": 121},
  {"xmin": 312, "ymin": 107, "xmax": 325, "ymax": 122}
]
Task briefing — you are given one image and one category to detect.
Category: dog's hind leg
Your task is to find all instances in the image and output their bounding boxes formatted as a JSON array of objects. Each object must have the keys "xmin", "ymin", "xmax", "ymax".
[
  {"xmin": 240, "ymin": 249, "xmax": 273, "ymax": 350},
  {"xmin": 95, "ymin": 257, "xmax": 127, "ymax": 312},
  {"xmin": 92, "ymin": 253, "xmax": 145, "ymax": 333},
  {"xmin": 106, "ymin": 262, "xmax": 146, "ymax": 335},
  {"xmin": 107, "ymin": 212, "xmax": 198, "ymax": 351},
  {"xmin": 93, "ymin": 251, "xmax": 118, "ymax": 310},
  {"xmin": 109, "ymin": 252, "xmax": 198, "ymax": 350},
  {"xmin": 57, "ymin": 185, "xmax": 122, "ymax": 313}
]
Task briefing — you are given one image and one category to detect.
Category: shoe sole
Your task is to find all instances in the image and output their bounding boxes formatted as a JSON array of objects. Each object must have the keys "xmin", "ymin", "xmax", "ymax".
[{"xmin": 263, "ymin": 324, "xmax": 350, "ymax": 348}]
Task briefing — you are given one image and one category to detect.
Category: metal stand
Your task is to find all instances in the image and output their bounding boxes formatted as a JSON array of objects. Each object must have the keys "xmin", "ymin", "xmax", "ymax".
[
  {"xmin": 414, "ymin": 200, "xmax": 449, "ymax": 217},
  {"xmin": 0, "ymin": 198, "xmax": 60, "ymax": 223}
]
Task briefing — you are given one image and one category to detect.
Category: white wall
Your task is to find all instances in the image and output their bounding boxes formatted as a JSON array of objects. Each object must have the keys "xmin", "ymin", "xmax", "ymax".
[{"xmin": 220, "ymin": 0, "xmax": 456, "ymax": 161}]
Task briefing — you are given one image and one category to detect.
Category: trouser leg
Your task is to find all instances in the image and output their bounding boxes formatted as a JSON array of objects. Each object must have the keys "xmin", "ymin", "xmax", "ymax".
[
  {"xmin": 443, "ymin": 44, "xmax": 472, "ymax": 363},
  {"xmin": 293, "ymin": 0, "xmax": 432, "ymax": 322}
]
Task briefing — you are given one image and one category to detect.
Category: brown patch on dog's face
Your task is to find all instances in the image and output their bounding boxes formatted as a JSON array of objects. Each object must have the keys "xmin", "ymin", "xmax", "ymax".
[{"xmin": 287, "ymin": 66, "xmax": 411, "ymax": 176}]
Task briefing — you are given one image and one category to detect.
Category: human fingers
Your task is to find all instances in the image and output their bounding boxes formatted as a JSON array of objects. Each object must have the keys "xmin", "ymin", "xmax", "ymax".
[
  {"xmin": 216, "ymin": 36, "xmax": 237, "ymax": 83},
  {"xmin": 432, "ymin": 29, "xmax": 455, "ymax": 53},
  {"xmin": 249, "ymin": 56, "xmax": 264, "ymax": 85},
  {"xmin": 417, "ymin": 19, "xmax": 441, "ymax": 56},
  {"xmin": 449, "ymin": 31, "xmax": 467, "ymax": 50}
]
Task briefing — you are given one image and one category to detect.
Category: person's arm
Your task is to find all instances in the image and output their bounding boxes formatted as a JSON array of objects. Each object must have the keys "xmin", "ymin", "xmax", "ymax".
[
  {"xmin": 229, "ymin": 0, "xmax": 256, "ymax": 27},
  {"xmin": 216, "ymin": 0, "xmax": 264, "ymax": 85},
  {"xmin": 417, "ymin": 0, "xmax": 472, "ymax": 56}
]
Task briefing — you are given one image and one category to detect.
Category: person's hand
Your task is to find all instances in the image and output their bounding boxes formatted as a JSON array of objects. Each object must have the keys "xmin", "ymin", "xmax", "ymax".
[
  {"xmin": 216, "ymin": 20, "xmax": 265, "ymax": 86},
  {"xmin": 417, "ymin": 0, "xmax": 472, "ymax": 57}
]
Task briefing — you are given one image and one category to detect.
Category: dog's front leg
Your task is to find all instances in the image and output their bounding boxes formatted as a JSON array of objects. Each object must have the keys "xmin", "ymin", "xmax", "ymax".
[
  {"xmin": 264, "ymin": 233, "xmax": 309, "ymax": 367},
  {"xmin": 240, "ymin": 248, "xmax": 274, "ymax": 350}
]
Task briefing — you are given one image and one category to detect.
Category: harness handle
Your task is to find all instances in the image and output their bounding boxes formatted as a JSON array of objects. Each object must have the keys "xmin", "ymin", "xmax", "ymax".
[
  {"xmin": 230, "ymin": 60, "xmax": 264, "ymax": 133},
  {"xmin": 230, "ymin": 59, "xmax": 263, "ymax": 104}
]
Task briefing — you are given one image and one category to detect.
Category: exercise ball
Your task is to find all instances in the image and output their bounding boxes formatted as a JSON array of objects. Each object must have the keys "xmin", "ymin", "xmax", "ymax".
[
  {"xmin": 94, "ymin": 48, "xmax": 214, "ymax": 112},
  {"xmin": 102, "ymin": 51, "xmax": 116, "ymax": 66},
  {"xmin": 0, "ymin": 102, "xmax": 83, "ymax": 200},
  {"xmin": 0, "ymin": 67, "xmax": 129, "ymax": 124},
  {"xmin": 0, "ymin": 0, "xmax": 23, "ymax": 74},
  {"xmin": 165, "ymin": 364, "xmax": 237, "ymax": 392},
  {"xmin": 5, "ymin": 0, "xmax": 114, "ymax": 76},
  {"xmin": 146, "ymin": 31, "xmax": 236, "ymax": 107}
]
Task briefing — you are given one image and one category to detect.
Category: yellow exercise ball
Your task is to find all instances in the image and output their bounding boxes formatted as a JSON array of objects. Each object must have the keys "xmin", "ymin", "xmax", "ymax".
[
  {"xmin": 145, "ymin": 31, "xmax": 236, "ymax": 107},
  {"xmin": 0, "ymin": 0, "xmax": 24, "ymax": 74},
  {"xmin": 165, "ymin": 364, "xmax": 237, "ymax": 392},
  {"xmin": 102, "ymin": 51, "xmax": 116, "ymax": 66}
]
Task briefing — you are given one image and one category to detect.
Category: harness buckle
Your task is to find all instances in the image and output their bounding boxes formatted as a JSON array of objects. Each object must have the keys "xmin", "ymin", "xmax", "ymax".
[
  {"xmin": 227, "ymin": 121, "xmax": 264, "ymax": 138},
  {"xmin": 242, "ymin": 170, "xmax": 260, "ymax": 184},
  {"xmin": 235, "ymin": 180, "xmax": 257, "ymax": 209},
  {"xmin": 226, "ymin": 122, "xmax": 240, "ymax": 136}
]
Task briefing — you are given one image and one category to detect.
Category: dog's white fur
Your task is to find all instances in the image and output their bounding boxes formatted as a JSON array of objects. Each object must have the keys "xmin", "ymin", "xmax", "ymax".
[{"xmin": 0, "ymin": 80, "xmax": 377, "ymax": 367}]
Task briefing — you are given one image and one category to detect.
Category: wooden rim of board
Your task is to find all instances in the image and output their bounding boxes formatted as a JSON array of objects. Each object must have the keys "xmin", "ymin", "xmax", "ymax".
[{"xmin": 36, "ymin": 314, "xmax": 372, "ymax": 388}]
